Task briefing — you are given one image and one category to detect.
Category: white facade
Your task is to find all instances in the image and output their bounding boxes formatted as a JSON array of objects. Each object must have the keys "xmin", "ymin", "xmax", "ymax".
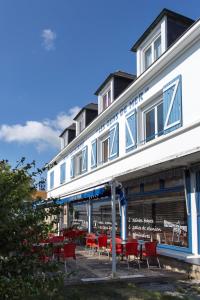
[{"xmin": 47, "ymin": 16, "xmax": 200, "ymax": 261}]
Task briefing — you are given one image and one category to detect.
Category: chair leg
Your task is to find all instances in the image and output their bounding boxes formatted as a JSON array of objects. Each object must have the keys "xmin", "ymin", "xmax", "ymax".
[
  {"xmin": 137, "ymin": 256, "xmax": 141, "ymax": 269},
  {"xmin": 157, "ymin": 257, "xmax": 161, "ymax": 269},
  {"xmin": 146, "ymin": 258, "xmax": 150, "ymax": 269}
]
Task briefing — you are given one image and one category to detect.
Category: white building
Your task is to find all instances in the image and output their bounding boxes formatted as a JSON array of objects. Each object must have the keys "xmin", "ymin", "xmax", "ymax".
[{"xmin": 46, "ymin": 9, "xmax": 200, "ymax": 262}]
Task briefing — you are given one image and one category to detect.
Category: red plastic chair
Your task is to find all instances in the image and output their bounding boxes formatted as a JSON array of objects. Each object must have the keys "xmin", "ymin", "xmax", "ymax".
[
  {"xmin": 49, "ymin": 236, "xmax": 64, "ymax": 260},
  {"xmin": 62, "ymin": 243, "xmax": 76, "ymax": 272},
  {"xmin": 85, "ymin": 234, "xmax": 97, "ymax": 254},
  {"xmin": 97, "ymin": 235, "xmax": 108, "ymax": 258},
  {"xmin": 125, "ymin": 242, "xmax": 140, "ymax": 269},
  {"xmin": 109, "ymin": 238, "xmax": 123, "ymax": 259},
  {"xmin": 142, "ymin": 242, "xmax": 161, "ymax": 269}
]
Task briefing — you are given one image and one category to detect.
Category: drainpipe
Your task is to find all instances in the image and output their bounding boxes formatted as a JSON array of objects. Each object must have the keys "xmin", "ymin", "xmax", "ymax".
[{"xmin": 111, "ymin": 180, "xmax": 117, "ymax": 278}]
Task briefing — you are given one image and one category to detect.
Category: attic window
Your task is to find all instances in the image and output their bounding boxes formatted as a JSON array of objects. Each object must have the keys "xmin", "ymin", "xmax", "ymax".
[
  {"xmin": 144, "ymin": 35, "xmax": 161, "ymax": 71},
  {"xmin": 102, "ymin": 90, "xmax": 111, "ymax": 111}
]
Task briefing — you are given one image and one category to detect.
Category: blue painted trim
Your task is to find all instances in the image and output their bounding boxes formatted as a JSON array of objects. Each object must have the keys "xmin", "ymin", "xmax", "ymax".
[
  {"xmin": 158, "ymin": 243, "xmax": 191, "ymax": 253},
  {"xmin": 128, "ymin": 185, "xmax": 184, "ymax": 198}
]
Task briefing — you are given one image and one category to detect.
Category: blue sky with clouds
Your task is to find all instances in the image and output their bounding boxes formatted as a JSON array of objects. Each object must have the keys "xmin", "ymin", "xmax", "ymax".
[{"xmin": 0, "ymin": 0, "xmax": 199, "ymax": 168}]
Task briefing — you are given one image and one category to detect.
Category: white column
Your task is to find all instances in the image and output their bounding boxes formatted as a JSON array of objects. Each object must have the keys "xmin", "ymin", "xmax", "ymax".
[
  {"xmin": 190, "ymin": 171, "xmax": 198, "ymax": 255},
  {"xmin": 111, "ymin": 180, "xmax": 117, "ymax": 278},
  {"xmin": 121, "ymin": 204, "xmax": 127, "ymax": 242},
  {"xmin": 88, "ymin": 199, "xmax": 93, "ymax": 233}
]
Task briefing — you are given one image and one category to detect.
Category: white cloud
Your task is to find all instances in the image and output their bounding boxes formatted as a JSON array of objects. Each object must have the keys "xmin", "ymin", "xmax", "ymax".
[
  {"xmin": 41, "ymin": 29, "xmax": 56, "ymax": 51},
  {"xmin": 0, "ymin": 106, "xmax": 80, "ymax": 153}
]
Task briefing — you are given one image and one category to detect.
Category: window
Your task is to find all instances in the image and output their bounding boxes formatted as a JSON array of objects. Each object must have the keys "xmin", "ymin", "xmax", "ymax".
[
  {"xmin": 143, "ymin": 35, "xmax": 161, "ymax": 71},
  {"xmin": 154, "ymin": 36, "xmax": 161, "ymax": 60},
  {"xmin": 50, "ymin": 171, "xmax": 54, "ymax": 189},
  {"xmin": 78, "ymin": 115, "xmax": 84, "ymax": 133},
  {"xmin": 75, "ymin": 152, "xmax": 83, "ymax": 176},
  {"xmin": 102, "ymin": 138, "xmax": 109, "ymax": 163},
  {"xmin": 144, "ymin": 100, "xmax": 163, "ymax": 142},
  {"xmin": 60, "ymin": 162, "xmax": 66, "ymax": 184},
  {"xmin": 102, "ymin": 90, "xmax": 111, "ymax": 111},
  {"xmin": 144, "ymin": 46, "xmax": 152, "ymax": 70}
]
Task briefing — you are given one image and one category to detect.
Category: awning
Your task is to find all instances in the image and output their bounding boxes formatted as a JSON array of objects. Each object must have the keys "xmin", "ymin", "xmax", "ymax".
[{"xmin": 33, "ymin": 183, "xmax": 110, "ymax": 208}]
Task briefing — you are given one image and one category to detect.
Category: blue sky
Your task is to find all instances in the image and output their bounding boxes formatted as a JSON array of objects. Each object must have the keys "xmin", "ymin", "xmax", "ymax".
[{"xmin": 0, "ymin": 0, "xmax": 199, "ymax": 169}]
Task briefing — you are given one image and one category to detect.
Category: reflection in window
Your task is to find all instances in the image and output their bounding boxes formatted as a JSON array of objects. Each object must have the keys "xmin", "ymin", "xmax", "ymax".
[{"xmin": 127, "ymin": 194, "xmax": 188, "ymax": 248}]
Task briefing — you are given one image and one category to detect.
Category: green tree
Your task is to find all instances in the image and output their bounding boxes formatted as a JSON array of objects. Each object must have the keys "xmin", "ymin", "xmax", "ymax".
[{"xmin": 0, "ymin": 159, "xmax": 64, "ymax": 300}]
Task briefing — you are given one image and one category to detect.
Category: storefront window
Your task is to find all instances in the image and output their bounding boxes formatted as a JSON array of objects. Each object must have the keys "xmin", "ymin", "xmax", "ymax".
[
  {"xmin": 127, "ymin": 194, "xmax": 188, "ymax": 248},
  {"xmin": 71, "ymin": 199, "xmax": 120, "ymax": 235}
]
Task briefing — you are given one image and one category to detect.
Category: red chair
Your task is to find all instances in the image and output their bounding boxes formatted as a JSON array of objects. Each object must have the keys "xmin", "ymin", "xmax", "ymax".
[
  {"xmin": 62, "ymin": 243, "xmax": 76, "ymax": 272},
  {"xmin": 49, "ymin": 236, "xmax": 64, "ymax": 260},
  {"xmin": 125, "ymin": 242, "xmax": 140, "ymax": 269},
  {"xmin": 142, "ymin": 241, "xmax": 161, "ymax": 269},
  {"xmin": 109, "ymin": 238, "xmax": 123, "ymax": 259},
  {"xmin": 85, "ymin": 234, "xmax": 97, "ymax": 254},
  {"xmin": 97, "ymin": 235, "xmax": 108, "ymax": 258}
]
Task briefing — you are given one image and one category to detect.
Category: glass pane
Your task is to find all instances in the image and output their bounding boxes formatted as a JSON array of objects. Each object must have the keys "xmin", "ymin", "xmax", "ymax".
[
  {"xmin": 144, "ymin": 46, "xmax": 152, "ymax": 70},
  {"xmin": 157, "ymin": 102, "xmax": 164, "ymax": 136},
  {"xmin": 103, "ymin": 94, "xmax": 107, "ymax": 111},
  {"xmin": 154, "ymin": 36, "xmax": 161, "ymax": 60},
  {"xmin": 107, "ymin": 90, "xmax": 111, "ymax": 106},
  {"xmin": 146, "ymin": 109, "xmax": 155, "ymax": 141},
  {"xmin": 102, "ymin": 139, "xmax": 108, "ymax": 163},
  {"xmin": 127, "ymin": 194, "xmax": 188, "ymax": 248}
]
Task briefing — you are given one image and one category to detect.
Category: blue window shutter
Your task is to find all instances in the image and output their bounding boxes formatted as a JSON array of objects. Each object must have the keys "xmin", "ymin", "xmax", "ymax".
[
  {"xmin": 125, "ymin": 110, "xmax": 137, "ymax": 152},
  {"xmin": 50, "ymin": 171, "xmax": 54, "ymax": 189},
  {"xmin": 163, "ymin": 75, "xmax": 182, "ymax": 134},
  {"xmin": 70, "ymin": 156, "xmax": 75, "ymax": 178},
  {"xmin": 109, "ymin": 123, "xmax": 119, "ymax": 160},
  {"xmin": 60, "ymin": 162, "xmax": 66, "ymax": 184},
  {"xmin": 91, "ymin": 139, "xmax": 97, "ymax": 168},
  {"xmin": 82, "ymin": 146, "xmax": 88, "ymax": 172}
]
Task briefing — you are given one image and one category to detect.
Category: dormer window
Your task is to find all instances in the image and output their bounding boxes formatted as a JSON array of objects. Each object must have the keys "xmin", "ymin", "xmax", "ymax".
[
  {"xmin": 102, "ymin": 90, "xmax": 111, "ymax": 111},
  {"xmin": 144, "ymin": 34, "xmax": 161, "ymax": 71}
]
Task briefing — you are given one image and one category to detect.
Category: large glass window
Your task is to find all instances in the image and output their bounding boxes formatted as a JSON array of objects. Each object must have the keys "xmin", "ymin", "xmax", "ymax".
[
  {"xmin": 60, "ymin": 162, "xmax": 66, "ymax": 184},
  {"xmin": 144, "ymin": 101, "xmax": 163, "ymax": 142},
  {"xmin": 75, "ymin": 153, "xmax": 83, "ymax": 176},
  {"xmin": 71, "ymin": 199, "xmax": 120, "ymax": 235},
  {"xmin": 127, "ymin": 193, "xmax": 188, "ymax": 248}
]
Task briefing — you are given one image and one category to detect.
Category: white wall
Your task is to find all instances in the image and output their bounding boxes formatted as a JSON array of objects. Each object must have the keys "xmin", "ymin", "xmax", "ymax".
[{"xmin": 47, "ymin": 27, "xmax": 200, "ymax": 200}]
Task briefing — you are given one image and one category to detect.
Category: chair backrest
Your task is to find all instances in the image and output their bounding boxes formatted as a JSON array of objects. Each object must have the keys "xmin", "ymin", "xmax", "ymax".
[
  {"xmin": 98, "ymin": 235, "xmax": 107, "ymax": 248},
  {"xmin": 50, "ymin": 235, "xmax": 64, "ymax": 243},
  {"xmin": 125, "ymin": 242, "xmax": 138, "ymax": 256},
  {"xmin": 63, "ymin": 243, "xmax": 76, "ymax": 259},
  {"xmin": 110, "ymin": 238, "xmax": 122, "ymax": 254},
  {"xmin": 144, "ymin": 241, "xmax": 157, "ymax": 257}
]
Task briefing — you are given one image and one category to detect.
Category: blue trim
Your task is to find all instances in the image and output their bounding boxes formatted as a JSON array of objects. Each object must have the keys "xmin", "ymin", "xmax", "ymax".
[
  {"xmin": 128, "ymin": 185, "xmax": 184, "ymax": 198},
  {"xmin": 158, "ymin": 243, "xmax": 191, "ymax": 253}
]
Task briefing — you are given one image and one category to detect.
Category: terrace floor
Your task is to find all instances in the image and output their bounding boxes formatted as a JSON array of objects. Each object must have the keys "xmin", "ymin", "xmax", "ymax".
[{"xmin": 64, "ymin": 246, "xmax": 188, "ymax": 285}]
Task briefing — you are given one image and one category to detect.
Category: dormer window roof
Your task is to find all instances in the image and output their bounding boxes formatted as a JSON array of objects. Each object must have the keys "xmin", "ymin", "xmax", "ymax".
[
  {"xmin": 73, "ymin": 103, "xmax": 98, "ymax": 121},
  {"xmin": 130, "ymin": 8, "xmax": 194, "ymax": 52},
  {"xmin": 73, "ymin": 102, "xmax": 98, "ymax": 136},
  {"xmin": 95, "ymin": 70, "xmax": 136, "ymax": 96},
  {"xmin": 59, "ymin": 123, "xmax": 76, "ymax": 138}
]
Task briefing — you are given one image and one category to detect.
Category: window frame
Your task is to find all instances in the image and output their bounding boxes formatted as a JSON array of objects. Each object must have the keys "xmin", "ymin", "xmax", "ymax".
[
  {"xmin": 98, "ymin": 132, "xmax": 110, "ymax": 165},
  {"xmin": 143, "ymin": 96, "xmax": 163, "ymax": 143},
  {"xmin": 49, "ymin": 170, "xmax": 54, "ymax": 190},
  {"xmin": 60, "ymin": 162, "xmax": 66, "ymax": 185},
  {"xmin": 143, "ymin": 33, "xmax": 161, "ymax": 72}
]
